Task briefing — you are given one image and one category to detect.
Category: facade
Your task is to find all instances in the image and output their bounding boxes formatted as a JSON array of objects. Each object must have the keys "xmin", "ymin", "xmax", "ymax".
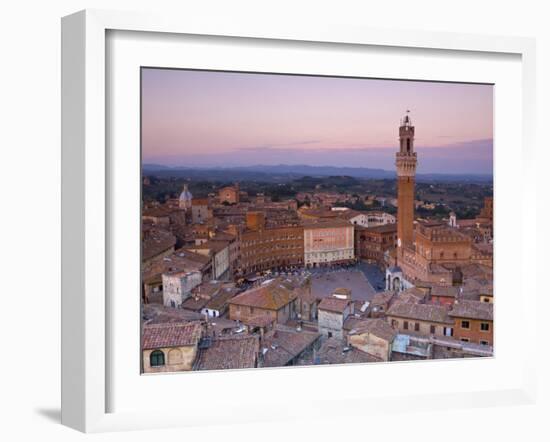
[
  {"xmin": 218, "ymin": 183, "xmax": 240, "ymax": 204},
  {"xmin": 142, "ymin": 322, "xmax": 202, "ymax": 373},
  {"xmin": 228, "ymin": 279, "xmax": 299, "ymax": 324},
  {"xmin": 385, "ymin": 302, "xmax": 455, "ymax": 337},
  {"xmin": 396, "ymin": 113, "xmax": 417, "ymax": 249},
  {"xmin": 239, "ymin": 213, "xmax": 304, "ymax": 274},
  {"xmin": 162, "ymin": 270, "xmax": 202, "ymax": 308},
  {"xmin": 191, "ymin": 198, "xmax": 209, "ymax": 224},
  {"xmin": 449, "ymin": 300, "xmax": 493, "ymax": 345},
  {"xmin": 356, "ymin": 223, "xmax": 397, "ymax": 267},
  {"xmin": 303, "ymin": 219, "xmax": 354, "ymax": 267},
  {"xmin": 317, "ymin": 295, "xmax": 354, "ymax": 339},
  {"xmin": 347, "ymin": 318, "xmax": 398, "ymax": 361},
  {"xmin": 367, "ymin": 211, "xmax": 396, "ymax": 227}
]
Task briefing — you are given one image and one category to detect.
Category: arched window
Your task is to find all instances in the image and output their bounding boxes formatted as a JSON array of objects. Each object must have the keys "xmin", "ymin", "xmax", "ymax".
[
  {"xmin": 150, "ymin": 350, "xmax": 165, "ymax": 367},
  {"xmin": 406, "ymin": 138, "xmax": 411, "ymax": 152}
]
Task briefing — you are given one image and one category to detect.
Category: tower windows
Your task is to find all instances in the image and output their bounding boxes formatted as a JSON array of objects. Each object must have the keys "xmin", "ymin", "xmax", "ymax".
[{"xmin": 406, "ymin": 138, "xmax": 411, "ymax": 153}]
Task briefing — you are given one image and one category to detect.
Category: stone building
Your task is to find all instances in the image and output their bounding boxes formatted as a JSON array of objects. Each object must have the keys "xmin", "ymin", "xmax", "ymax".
[
  {"xmin": 317, "ymin": 294, "xmax": 354, "ymax": 340},
  {"xmin": 141, "ymin": 322, "xmax": 202, "ymax": 373},
  {"xmin": 162, "ymin": 269, "xmax": 202, "ymax": 308},
  {"xmin": 239, "ymin": 212, "xmax": 304, "ymax": 274},
  {"xmin": 218, "ymin": 183, "xmax": 240, "ymax": 204},
  {"xmin": 346, "ymin": 318, "xmax": 398, "ymax": 361},
  {"xmin": 385, "ymin": 302, "xmax": 454, "ymax": 337},
  {"xmin": 191, "ymin": 198, "xmax": 210, "ymax": 224},
  {"xmin": 184, "ymin": 240, "xmax": 230, "ymax": 280},
  {"xmin": 448, "ymin": 300, "xmax": 493, "ymax": 346},
  {"xmin": 356, "ymin": 223, "xmax": 397, "ymax": 267},
  {"xmin": 228, "ymin": 278, "xmax": 299, "ymax": 325},
  {"xmin": 303, "ymin": 219, "xmax": 354, "ymax": 268}
]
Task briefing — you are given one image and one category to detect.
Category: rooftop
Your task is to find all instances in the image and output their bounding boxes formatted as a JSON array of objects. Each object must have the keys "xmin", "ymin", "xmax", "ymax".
[
  {"xmin": 228, "ymin": 279, "xmax": 297, "ymax": 310},
  {"xmin": 449, "ymin": 300, "xmax": 493, "ymax": 321},
  {"xmin": 386, "ymin": 302, "xmax": 454, "ymax": 324},
  {"xmin": 318, "ymin": 297, "xmax": 351, "ymax": 314},
  {"xmin": 194, "ymin": 335, "xmax": 259, "ymax": 370},
  {"xmin": 314, "ymin": 338, "xmax": 382, "ymax": 365},
  {"xmin": 261, "ymin": 328, "xmax": 321, "ymax": 367},
  {"xmin": 142, "ymin": 322, "xmax": 202, "ymax": 350},
  {"xmin": 348, "ymin": 318, "xmax": 398, "ymax": 342}
]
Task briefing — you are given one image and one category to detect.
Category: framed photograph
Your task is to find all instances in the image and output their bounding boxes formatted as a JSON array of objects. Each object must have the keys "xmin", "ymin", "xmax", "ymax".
[{"xmin": 61, "ymin": 9, "xmax": 537, "ymax": 433}]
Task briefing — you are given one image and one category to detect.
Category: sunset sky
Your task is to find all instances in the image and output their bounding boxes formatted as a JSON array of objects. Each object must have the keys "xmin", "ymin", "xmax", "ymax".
[{"xmin": 141, "ymin": 68, "xmax": 493, "ymax": 174}]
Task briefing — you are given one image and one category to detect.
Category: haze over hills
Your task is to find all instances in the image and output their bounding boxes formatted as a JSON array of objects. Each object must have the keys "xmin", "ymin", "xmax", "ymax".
[{"xmin": 142, "ymin": 163, "xmax": 492, "ymax": 183}]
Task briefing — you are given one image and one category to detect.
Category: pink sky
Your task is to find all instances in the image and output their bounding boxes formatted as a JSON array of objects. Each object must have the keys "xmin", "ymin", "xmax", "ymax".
[{"xmin": 141, "ymin": 68, "xmax": 493, "ymax": 174}]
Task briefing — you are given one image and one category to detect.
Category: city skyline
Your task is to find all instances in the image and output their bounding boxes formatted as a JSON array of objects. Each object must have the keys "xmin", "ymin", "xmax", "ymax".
[{"xmin": 141, "ymin": 68, "xmax": 493, "ymax": 174}]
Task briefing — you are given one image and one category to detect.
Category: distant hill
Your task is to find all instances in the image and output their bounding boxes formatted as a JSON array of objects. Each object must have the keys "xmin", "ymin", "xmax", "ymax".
[{"xmin": 142, "ymin": 163, "xmax": 492, "ymax": 183}]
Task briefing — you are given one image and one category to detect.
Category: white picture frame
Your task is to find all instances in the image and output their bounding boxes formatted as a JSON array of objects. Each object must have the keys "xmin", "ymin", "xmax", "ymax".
[{"xmin": 61, "ymin": 9, "xmax": 537, "ymax": 433}]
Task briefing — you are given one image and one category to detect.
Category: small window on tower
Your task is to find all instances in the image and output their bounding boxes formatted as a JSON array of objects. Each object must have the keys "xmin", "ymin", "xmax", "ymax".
[{"xmin": 407, "ymin": 138, "xmax": 411, "ymax": 152}]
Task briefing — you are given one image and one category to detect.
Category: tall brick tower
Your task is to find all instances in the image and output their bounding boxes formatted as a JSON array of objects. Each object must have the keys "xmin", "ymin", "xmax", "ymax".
[{"xmin": 396, "ymin": 112, "xmax": 417, "ymax": 249}]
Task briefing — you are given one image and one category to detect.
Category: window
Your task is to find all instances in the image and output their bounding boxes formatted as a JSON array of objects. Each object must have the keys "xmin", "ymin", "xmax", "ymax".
[
  {"xmin": 414, "ymin": 323, "xmax": 420, "ymax": 331},
  {"xmin": 480, "ymin": 340, "xmax": 489, "ymax": 345},
  {"xmin": 430, "ymin": 325, "xmax": 436, "ymax": 334},
  {"xmin": 460, "ymin": 338, "xmax": 470, "ymax": 343},
  {"xmin": 150, "ymin": 350, "xmax": 165, "ymax": 367},
  {"xmin": 480, "ymin": 322, "xmax": 490, "ymax": 331},
  {"xmin": 461, "ymin": 320, "xmax": 470, "ymax": 329},
  {"xmin": 403, "ymin": 321, "xmax": 409, "ymax": 330}
]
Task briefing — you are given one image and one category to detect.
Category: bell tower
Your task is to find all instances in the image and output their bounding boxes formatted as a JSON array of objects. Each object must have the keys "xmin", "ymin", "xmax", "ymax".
[{"xmin": 396, "ymin": 111, "xmax": 417, "ymax": 249}]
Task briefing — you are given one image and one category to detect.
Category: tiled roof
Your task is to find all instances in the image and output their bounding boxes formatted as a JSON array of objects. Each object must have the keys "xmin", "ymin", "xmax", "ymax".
[
  {"xmin": 142, "ymin": 322, "xmax": 202, "ymax": 350},
  {"xmin": 261, "ymin": 328, "xmax": 321, "ymax": 367},
  {"xmin": 318, "ymin": 297, "xmax": 351, "ymax": 314},
  {"xmin": 371, "ymin": 291, "xmax": 394, "ymax": 306},
  {"xmin": 194, "ymin": 335, "xmax": 259, "ymax": 370},
  {"xmin": 315, "ymin": 338, "xmax": 382, "ymax": 365},
  {"xmin": 142, "ymin": 229, "xmax": 176, "ymax": 261},
  {"xmin": 431, "ymin": 286, "xmax": 461, "ymax": 298},
  {"xmin": 302, "ymin": 218, "xmax": 353, "ymax": 229},
  {"xmin": 228, "ymin": 279, "xmax": 297, "ymax": 310},
  {"xmin": 205, "ymin": 287, "xmax": 239, "ymax": 311},
  {"xmin": 386, "ymin": 303, "xmax": 454, "ymax": 324},
  {"xmin": 449, "ymin": 300, "xmax": 493, "ymax": 321},
  {"xmin": 365, "ymin": 224, "xmax": 397, "ymax": 234},
  {"xmin": 348, "ymin": 318, "xmax": 398, "ymax": 342}
]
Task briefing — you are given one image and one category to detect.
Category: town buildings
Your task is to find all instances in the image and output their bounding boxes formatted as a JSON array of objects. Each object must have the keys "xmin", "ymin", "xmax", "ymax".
[
  {"xmin": 140, "ymin": 112, "xmax": 493, "ymax": 372},
  {"xmin": 239, "ymin": 212, "xmax": 304, "ymax": 274},
  {"xmin": 303, "ymin": 219, "xmax": 354, "ymax": 267}
]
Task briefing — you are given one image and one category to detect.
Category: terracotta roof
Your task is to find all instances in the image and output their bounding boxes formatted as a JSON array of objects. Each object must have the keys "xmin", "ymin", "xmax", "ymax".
[
  {"xmin": 386, "ymin": 303, "xmax": 453, "ymax": 324},
  {"xmin": 302, "ymin": 218, "xmax": 353, "ymax": 229},
  {"xmin": 395, "ymin": 287, "xmax": 426, "ymax": 304},
  {"xmin": 142, "ymin": 322, "xmax": 202, "ymax": 349},
  {"xmin": 261, "ymin": 328, "xmax": 321, "ymax": 367},
  {"xmin": 315, "ymin": 338, "xmax": 382, "ymax": 365},
  {"xmin": 449, "ymin": 300, "xmax": 493, "ymax": 321},
  {"xmin": 142, "ymin": 229, "xmax": 176, "ymax": 261},
  {"xmin": 205, "ymin": 287, "xmax": 239, "ymax": 311},
  {"xmin": 142, "ymin": 207, "xmax": 174, "ymax": 218},
  {"xmin": 192, "ymin": 198, "xmax": 209, "ymax": 206},
  {"xmin": 194, "ymin": 335, "xmax": 259, "ymax": 370},
  {"xmin": 347, "ymin": 318, "xmax": 398, "ymax": 342},
  {"xmin": 228, "ymin": 279, "xmax": 297, "ymax": 310},
  {"xmin": 431, "ymin": 286, "xmax": 461, "ymax": 298},
  {"xmin": 371, "ymin": 291, "xmax": 394, "ymax": 306},
  {"xmin": 318, "ymin": 297, "xmax": 351, "ymax": 314},
  {"xmin": 365, "ymin": 224, "xmax": 397, "ymax": 234}
]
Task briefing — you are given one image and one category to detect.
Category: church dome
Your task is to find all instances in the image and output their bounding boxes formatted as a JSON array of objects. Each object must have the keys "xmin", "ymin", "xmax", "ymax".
[{"xmin": 179, "ymin": 184, "xmax": 193, "ymax": 202}]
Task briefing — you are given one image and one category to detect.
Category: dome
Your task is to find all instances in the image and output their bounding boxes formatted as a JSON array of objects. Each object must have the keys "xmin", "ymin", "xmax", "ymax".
[{"xmin": 179, "ymin": 184, "xmax": 193, "ymax": 202}]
